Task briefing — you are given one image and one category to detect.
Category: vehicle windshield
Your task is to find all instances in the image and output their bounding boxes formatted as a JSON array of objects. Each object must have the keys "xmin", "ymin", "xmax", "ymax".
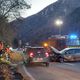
[{"xmin": 27, "ymin": 47, "xmax": 46, "ymax": 53}]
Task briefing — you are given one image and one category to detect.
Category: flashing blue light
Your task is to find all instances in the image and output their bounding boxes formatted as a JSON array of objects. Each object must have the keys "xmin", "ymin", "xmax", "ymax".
[{"xmin": 69, "ymin": 34, "xmax": 77, "ymax": 39}]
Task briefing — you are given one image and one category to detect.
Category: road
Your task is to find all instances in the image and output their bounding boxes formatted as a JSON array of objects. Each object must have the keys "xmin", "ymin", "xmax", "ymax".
[{"xmin": 25, "ymin": 62, "xmax": 80, "ymax": 80}]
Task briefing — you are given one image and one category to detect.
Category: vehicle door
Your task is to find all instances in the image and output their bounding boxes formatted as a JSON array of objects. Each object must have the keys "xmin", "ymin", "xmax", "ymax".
[
  {"xmin": 74, "ymin": 49, "xmax": 80, "ymax": 61},
  {"xmin": 63, "ymin": 49, "xmax": 75, "ymax": 61}
]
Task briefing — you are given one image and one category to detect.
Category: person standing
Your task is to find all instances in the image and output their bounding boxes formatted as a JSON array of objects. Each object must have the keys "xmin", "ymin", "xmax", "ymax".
[{"xmin": 0, "ymin": 41, "xmax": 4, "ymax": 56}]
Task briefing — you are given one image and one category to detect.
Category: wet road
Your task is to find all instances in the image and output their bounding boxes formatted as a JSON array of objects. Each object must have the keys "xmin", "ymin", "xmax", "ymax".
[{"xmin": 26, "ymin": 62, "xmax": 80, "ymax": 80}]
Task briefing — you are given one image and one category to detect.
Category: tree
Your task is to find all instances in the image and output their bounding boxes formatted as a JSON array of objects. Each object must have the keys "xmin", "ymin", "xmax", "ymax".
[
  {"xmin": 0, "ymin": 0, "xmax": 31, "ymax": 45},
  {"xmin": 0, "ymin": 0, "xmax": 31, "ymax": 22},
  {"xmin": 12, "ymin": 38, "xmax": 19, "ymax": 48}
]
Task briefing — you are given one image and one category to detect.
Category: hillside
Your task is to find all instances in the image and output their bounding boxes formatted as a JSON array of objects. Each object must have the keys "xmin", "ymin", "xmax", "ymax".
[{"xmin": 11, "ymin": 0, "xmax": 80, "ymax": 45}]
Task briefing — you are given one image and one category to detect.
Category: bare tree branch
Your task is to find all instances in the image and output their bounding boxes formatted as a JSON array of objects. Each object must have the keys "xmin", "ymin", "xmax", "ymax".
[
  {"xmin": 0, "ymin": 0, "xmax": 31, "ymax": 44},
  {"xmin": 0, "ymin": 0, "xmax": 31, "ymax": 21}
]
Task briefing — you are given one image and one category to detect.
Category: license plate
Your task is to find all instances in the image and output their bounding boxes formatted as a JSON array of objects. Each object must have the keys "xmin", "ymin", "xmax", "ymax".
[
  {"xmin": 33, "ymin": 58, "xmax": 43, "ymax": 62},
  {"xmin": 37, "ymin": 58, "xmax": 43, "ymax": 61}
]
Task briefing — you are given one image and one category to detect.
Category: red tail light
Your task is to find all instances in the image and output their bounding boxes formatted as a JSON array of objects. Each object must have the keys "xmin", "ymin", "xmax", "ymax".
[
  {"xmin": 45, "ymin": 52, "xmax": 49, "ymax": 57},
  {"xmin": 29, "ymin": 52, "xmax": 34, "ymax": 57}
]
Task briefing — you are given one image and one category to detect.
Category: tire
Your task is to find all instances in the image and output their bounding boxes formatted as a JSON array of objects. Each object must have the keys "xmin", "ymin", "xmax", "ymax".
[{"xmin": 59, "ymin": 58, "xmax": 64, "ymax": 63}]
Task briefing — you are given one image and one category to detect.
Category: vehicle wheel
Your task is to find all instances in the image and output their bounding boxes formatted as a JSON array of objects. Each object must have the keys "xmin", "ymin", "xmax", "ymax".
[
  {"xmin": 59, "ymin": 58, "xmax": 64, "ymax": 63},
  {"xmin": 45, "ymin": 62, "xmax": 49, "ymax": 67},
  {"xmin": 49, "ymin": 58, "xmax": 55, "ymax": 62}
]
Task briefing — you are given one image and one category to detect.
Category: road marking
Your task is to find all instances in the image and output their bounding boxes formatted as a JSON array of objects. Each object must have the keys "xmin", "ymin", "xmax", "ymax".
[
  {"xmin": 64, "ymin": 63, "xmax": 75, "ymax": 66},
  {"xmin": 23, "ymin": 66, "xmax": 36, "ymax": 80}
]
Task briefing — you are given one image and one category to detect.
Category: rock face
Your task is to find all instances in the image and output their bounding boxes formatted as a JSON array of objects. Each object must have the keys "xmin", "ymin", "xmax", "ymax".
[{"xmin": 11, "ymin": 0, "xmax": 80, "ymax": 44}]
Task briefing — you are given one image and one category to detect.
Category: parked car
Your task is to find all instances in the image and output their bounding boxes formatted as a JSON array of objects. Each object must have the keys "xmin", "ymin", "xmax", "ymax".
[
  {"xmin": 59, "ymin": 48, "xmax": 80, "ymax": 62},
  {"xmin": 24, "ymin": 46, "xmax": 49, "ymax": 66}
]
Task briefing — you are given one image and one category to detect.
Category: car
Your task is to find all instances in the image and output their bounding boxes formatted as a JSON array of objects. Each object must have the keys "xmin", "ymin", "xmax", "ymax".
[
  {"xmin": 47, "ymin": 46, "xmax": 62, "ymax": 62},
  {"xmin": 59, "ymin": 48, "xmax": 80, "ymax": 62},
  {"xmin": 24, "ymin": 46, "xmax": 49, "ymax": 66}
]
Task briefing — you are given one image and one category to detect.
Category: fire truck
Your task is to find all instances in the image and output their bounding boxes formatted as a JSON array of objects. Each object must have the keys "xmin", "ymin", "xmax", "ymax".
[{"xmin": 42, "ymin": 35, "xmax": 80, "ymax": 50}]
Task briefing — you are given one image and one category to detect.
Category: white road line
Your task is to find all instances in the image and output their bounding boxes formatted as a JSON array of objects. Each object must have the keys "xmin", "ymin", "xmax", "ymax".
[
  {"xmin": 64, "ymin": 63, "xmax": 75, "ymax": 66},
  {"xmin": 23, "ymin": 66, "xmax": 36, "ymax": 80}
]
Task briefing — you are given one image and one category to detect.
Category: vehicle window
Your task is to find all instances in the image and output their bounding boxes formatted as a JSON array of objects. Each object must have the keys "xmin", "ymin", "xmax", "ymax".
[
  {"xmin": 26, "ymin": 48, "xmax": 46, "ymax": 54},
  {"xmin": 33, "ymin": 48, "xmax": 45, "ymax": 53},
  {"xmin": 74, "ymin": 49, "xmax": 80, "ymax": 53},
  {"xmin": 65, "ymin": 49, "xmax": 75, "ymax": 55}
]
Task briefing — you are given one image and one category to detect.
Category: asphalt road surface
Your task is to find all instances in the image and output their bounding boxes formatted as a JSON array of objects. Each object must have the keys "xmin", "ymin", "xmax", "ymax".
[{"xmin": 25, "ymin": 62, "xmax": 80, "ymax": 80}]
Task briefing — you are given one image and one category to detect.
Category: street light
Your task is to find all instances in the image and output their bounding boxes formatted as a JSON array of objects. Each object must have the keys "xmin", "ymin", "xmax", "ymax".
[{"xmin": 54, "ymin": 19, "xmax": 63, "ymax": 35}]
